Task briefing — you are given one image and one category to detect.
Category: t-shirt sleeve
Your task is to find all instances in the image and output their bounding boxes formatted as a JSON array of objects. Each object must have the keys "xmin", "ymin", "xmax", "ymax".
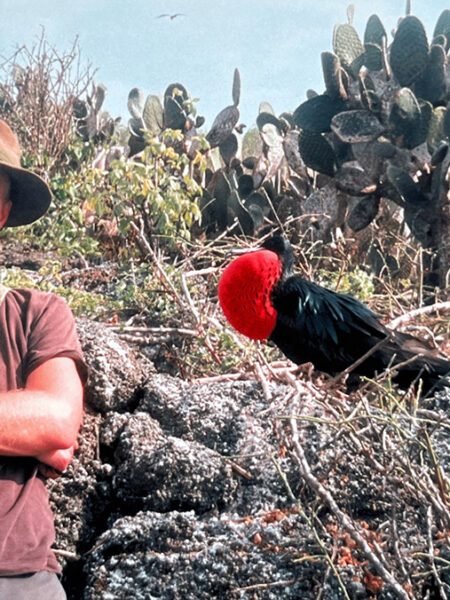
[{"xmin": 23, "ymin": 292, "xmax": 88, "ymax": 384}]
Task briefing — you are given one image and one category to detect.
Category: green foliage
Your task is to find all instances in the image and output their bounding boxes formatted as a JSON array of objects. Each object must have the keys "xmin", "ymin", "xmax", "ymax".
[
  {"xmin": 111, "ymin": 261, "xmax": 180, "ymax": 319},
  {"xmin": 3, "ymin": 131, "xmax": 202, "ymax": 259},
  {"xmin": 104, "ymin": 129, "xmax": 203, "ymax": 251},
  {"xmin": 0, "ymin": 264, "xmax": 115, "ymax": 318},
  {"xmin": 318, "ymin": 266, "xmax": 375, "ymax": 302},
  {"xmin": 5, "ymin": 151, "xmax": 101, "ymax": 257}
]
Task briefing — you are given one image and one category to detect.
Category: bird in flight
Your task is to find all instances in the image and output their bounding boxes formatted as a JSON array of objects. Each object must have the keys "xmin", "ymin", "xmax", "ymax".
[
  {"xmin": 157, "ymin": 13, "xmax": 186, "ymax": 20},
  {"xmin": 218, "ymin": 234, "xmax": 450, "ymax": 394}
]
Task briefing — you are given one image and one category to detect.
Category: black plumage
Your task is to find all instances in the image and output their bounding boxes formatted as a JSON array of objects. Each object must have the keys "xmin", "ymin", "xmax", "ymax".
[{"xmin": 263, "ymin": 236, "xmax": 450, "ymax": 393}]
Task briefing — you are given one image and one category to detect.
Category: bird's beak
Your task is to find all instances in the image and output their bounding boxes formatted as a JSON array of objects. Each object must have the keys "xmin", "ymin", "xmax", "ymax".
[{"xmin": 224, "ymin": 245, "xmax": 263, "ymax": 259}]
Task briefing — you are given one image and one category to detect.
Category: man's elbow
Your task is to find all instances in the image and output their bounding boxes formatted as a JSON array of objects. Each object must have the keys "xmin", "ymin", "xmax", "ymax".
[
  {"xmin": 49, "ymin": 396, "xmax": 83, "ymax": 449},
  {"xmin": 25, "ymin": 356, "xmax": 85, "ymax": 451}
]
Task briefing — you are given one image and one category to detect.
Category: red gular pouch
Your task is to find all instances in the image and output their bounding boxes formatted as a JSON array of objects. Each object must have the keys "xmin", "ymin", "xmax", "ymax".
[{"xmin": 218, "ymin": 249, "xmax": 281, "ymax": 341}]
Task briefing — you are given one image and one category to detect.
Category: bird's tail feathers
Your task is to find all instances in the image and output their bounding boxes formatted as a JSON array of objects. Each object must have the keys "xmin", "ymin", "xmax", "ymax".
[{"xmin": 381, "ymin": 332, "xmax": 450, "ymax": 394}]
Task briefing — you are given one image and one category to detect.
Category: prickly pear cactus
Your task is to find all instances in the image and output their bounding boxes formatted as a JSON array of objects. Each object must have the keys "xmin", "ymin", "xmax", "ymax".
[
  {"xmin": 125, "ymin": 82, "xmax": 203, "ymax": 157},
  {"xmin": 293, "ymin": 7, "xmax": 450, "ymax": 287},
  {"xmin": 73, "ymin": 82, "xmax": 118, "ymax": 143}
]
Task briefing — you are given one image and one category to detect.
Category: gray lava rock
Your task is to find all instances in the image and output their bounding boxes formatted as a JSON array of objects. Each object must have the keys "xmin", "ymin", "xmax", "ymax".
[
  {"xmin": 141, "ymin": 375, "xmax": 303, "ymax": 512},
  {"xmin": 83, "ymin": 510, "xmax": 316, "ymax": 600},
  {"xmin": 48, "ymin": 327, "xmax": 450, "ymax": 600},
  {"xmin": 140, "ymin": 375, "xmax": 263, "ymax": 454},
  {"xmin": 99, "ymin": 411, "xmax": 132, "ymax": 451},
  {"xmin": 76, "ymin": 319, "xmax": 153, "ymax": 413},
  {"xmin": 48, "ymin": 412, "xmax": 110, "ymax": 577},
  {"xmin": 113, "ymin": 412, "xmax": 237, "ymax": 513},
  {"xmin": 428, "ymin": 388, "xmax": 450, "ymax": 471}
]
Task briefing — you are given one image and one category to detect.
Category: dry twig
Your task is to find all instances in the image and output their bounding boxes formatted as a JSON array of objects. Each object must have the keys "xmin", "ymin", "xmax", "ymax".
[
  {"xmin": 388, "ymin": 302, "xmax": 450, "ymax": 331},
  {"xmin": 231, "ymin": 578, "xmax": 296, "ymax": 594},
  {"xmin": 288, "ymin": 417, "xmax": 412, "ymax": 600}
]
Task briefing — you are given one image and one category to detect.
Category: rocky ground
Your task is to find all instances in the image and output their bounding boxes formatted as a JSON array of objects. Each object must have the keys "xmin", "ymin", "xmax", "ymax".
[
  {"xmin": 45, "ymin": 318, "xmax": 450, "ymax": 600},
  {"xmin": 1, "ymin": 241, "xmax": 449, "ymax": 599}
]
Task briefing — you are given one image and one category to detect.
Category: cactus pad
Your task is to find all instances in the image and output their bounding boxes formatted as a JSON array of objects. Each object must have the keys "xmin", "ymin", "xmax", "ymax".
[
  {"xmin": 364, "ymin": 14, "xmax": 387, "ymax": 47},
  {"xmin": 433, "ymin": 9, "xmax": 450, "ymax": 50},
  {"xmin": 347, "ymin": 195, "xmax": 380, "ymax": 231},
  {"xmin": 283, "ymin": 130, "xmax": 305, "ymax": 174},
  {"xmin": 212, "ymin": 171, "xmax": 232, "ymax": 231},
  {"xmin": 228, "ymin": 190, "xmax": 255, "ymax": 235},
  {"xmin": 127, "ymin": 88, "xmax": 144, "ymax": 120},
  {"xmin": 219, "ymin": 134, "xmax": 238, "ymax": 167},
  {"xmin": 417, "ymin": 100, "xmax": 432, "ymax": 142},
  {"xmin": 163, "ymin": 84, "xmax": 189, "ymax": 131},
  {"xmin": 359, "ymin": 74, "xmax": 381, "ymax": 113},
  {"xmin": 245, "ymin": 191, "xmax": 268, "ymax": 218},
  {"xmin": 93, "ymin": 84, "xmax": 107, "ymax": 113},
  {"xmin": 142, "ymin": 95, "xmax": 164, "ymax": 133},
  {"xmin": 242, "ymin": 128, "xmax": 263, "ymax": 159},
  {"xmin": 363, "ymin": 43, "xmax": 383, "ymax": 71},
  {"xmin": 363, "ymin": 14, "xmax": 386, "ymax": 71},
  {"xmin": 389, "ymin": 16, "xmax": 429, "ymax": 87},
  {"xmin": 298, "ymin": 130, "xmax": 336, "ymax": 176},
  {"xmin": 72, "ymin": 99, "xmax": 88, "ymax": 120},
  {"xmin": 333, "ymin": 23, "xmax": 365, "ymax": 78},
  {"xmin": 321, "ymin": 52, "xmax": 347, "ymax": 100},
  {"xmin": 352, "ymin": 139, "xmax": 396, "ymax": 180},
  {"xmin": 331, "ymin": 110, "xmax": 384, "ymax": 143},
  {"xmin": 256, "ymin": 112, "xmax": 283, "ymax": 132},
  {"xmin": 335, "ymin": 161, "xmax": 376, "ymax": 195},
  {"xmin": 293, "ymin": 95, "xmax": 346, "ymax": 133},
  {"xmin": 164, "ymin": 83, "xmax": 188, "ymax": 103},
  {"xmin": 386, "ymin": 164, "xmax": 427, "ymax": 205},
  {"xmin": 389, "ymin": 88, "xmax": 425, "ymax": 149},
  {"xmin": 431, "ymin": 141, "xmax": 449, "ymax": 166},
  {"xmin": 232, "ymin": 68, "xmax": 241, "ymax": 107},
  {"xmin": 427, "ymin": 106, "xmax": 446, "ymax": 152},
  {"xmin": 443, "ymin": 104, "xmax": 450, "ymax": 140},
  {"xmin": 237, "ymin": 175, "xmax": 254, "ymax": 197},
  {"xmin": 128, "ymin": 117, "xmax": 145, "ymax": 138},
  {"xmin": 259, "ymin": 101, "xmax": 275, "ymax": 115},
  {"xmin": 279, "ymin": 112, "xmax": 295, "ymax": 131},
  {"xmin": 414, "ymin": 44, "xmax": 446, "ymax": 104},
  {"xmin": 260, "ymin": 124, "xmax": 283, "ymax": 150},
  {"xmin": 164, "ymin": 97, "xmax": 186, "ymax": 130}
]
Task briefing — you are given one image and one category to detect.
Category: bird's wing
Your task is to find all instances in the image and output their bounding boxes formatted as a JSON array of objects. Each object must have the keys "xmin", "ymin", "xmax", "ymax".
[{"xmin": 270, "ymin": 277, "xmax": 388, "ymax": 369}]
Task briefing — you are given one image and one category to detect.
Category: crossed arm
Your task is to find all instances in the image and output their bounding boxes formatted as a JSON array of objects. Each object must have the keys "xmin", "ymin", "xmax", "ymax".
[{"xmin": 0, "ymin": 357, "xmax": 84, "ymax": 474}]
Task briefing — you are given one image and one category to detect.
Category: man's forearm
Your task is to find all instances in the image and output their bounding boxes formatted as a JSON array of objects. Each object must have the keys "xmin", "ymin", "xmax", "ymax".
[
  {"xmin": 0, "ymin": 388, "xmax": 80, "ymax": 457},
  {"xmin": 0, "ymin": 357, "xmax": 83, "ymax": 459}
]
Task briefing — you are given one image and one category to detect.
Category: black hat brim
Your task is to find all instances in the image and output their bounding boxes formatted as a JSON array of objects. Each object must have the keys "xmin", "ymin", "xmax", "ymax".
[{"xmin": 1, "ymin": 163, "xmax": 52, "ymax": 227}]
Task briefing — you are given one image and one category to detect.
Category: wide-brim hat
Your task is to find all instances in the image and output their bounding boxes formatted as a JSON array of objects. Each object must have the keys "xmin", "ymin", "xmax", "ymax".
[{"xmin": 0, "ymin": 120, "xmax": 52, "ymax": 227}]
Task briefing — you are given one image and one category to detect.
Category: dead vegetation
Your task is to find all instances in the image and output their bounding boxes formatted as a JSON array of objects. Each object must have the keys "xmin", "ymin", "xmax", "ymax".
[
  {"xmin": 0, "ymin": 30, "xmax": 94, "ymax": 175},
  {"xmin": 90, "ymin": 225, "xmax": 449, "ymax": 599}
]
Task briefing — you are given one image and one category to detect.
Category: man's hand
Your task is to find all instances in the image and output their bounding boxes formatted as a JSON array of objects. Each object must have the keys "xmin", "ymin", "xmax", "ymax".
[{"xmin": 36, "ymin": 442, "xmax": 79, "ymax": 479}]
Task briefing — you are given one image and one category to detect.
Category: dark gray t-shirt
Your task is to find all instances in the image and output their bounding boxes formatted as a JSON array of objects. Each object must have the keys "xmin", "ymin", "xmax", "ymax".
[{"xmin": 0, "ymin": 288, "xmax": 87, "ymax": 575}]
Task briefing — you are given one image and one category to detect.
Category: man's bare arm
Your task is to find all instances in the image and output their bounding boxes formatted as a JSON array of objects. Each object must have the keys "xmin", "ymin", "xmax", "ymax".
[{"xmin": 0, "ymin": 356, "xmax": 83, "ymax": 460}]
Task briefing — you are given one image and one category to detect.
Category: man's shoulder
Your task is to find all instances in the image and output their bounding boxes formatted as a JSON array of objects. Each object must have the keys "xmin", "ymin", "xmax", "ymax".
[
  {"xmin": 6, "ymin": 287, "xmax": 66, "ymax": 303},
  {"xmin": 3, "ymin": 287, "xmax": 72, "ymax": 318}
]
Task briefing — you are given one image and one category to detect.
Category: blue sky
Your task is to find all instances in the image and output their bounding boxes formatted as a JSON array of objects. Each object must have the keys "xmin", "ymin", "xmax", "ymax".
[{"xmin": 0, "ymin": 1, "xmax": 449, "ymax": 131}]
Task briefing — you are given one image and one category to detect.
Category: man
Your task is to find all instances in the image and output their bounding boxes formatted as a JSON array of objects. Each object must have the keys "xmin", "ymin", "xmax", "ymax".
[{"xmin": 0, "ymin": 120, "xmax": 87, "ymax": 599}]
